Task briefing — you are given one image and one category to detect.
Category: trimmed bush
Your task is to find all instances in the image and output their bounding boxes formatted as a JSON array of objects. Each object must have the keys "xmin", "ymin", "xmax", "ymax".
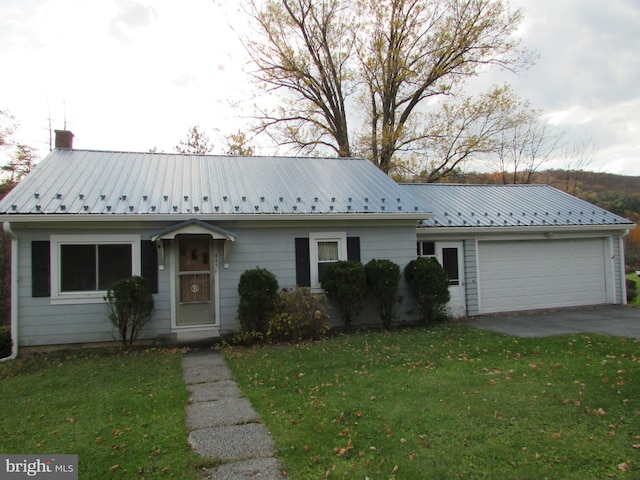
[
  {"xmin": 365, "ymin": 259, "xmax": 401, "ymax": 329},
  {"xmin": 626, "ymin": 278, "xmax": 638, "ymax": 303},
  {"xmin": 268, "ymin": 287, "xmax": 331, "ymax": 343},
  {"xmin": 0, "ymin": 326, "xmax": 11, "ymax": 358},
  {"xmin": 237, "ymin": 267, "xmax": 279, "ymax": 333},
  {"xmin": 321, "ymin": 260, "xmax": 366, "ymax": 328},
  {"xmin": 404, "ymin": 257, "xmax": 450, "ymax": 325},
  {"xmin": 105, "ymin": 276, "xmax": 154, "ymax": 347}
]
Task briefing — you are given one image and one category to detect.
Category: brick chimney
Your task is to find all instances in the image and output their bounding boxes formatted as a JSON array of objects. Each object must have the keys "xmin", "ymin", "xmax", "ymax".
[{"xmin": 54, "ymin": 130, "xmax": 74, "ymax": 149}]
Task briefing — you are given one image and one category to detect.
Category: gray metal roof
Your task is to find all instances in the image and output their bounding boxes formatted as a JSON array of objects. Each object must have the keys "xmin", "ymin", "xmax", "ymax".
[
  {"xmin": 0, "ymin": 149, "xmax": 428, "ymax": 217},
  {"xmin": 402, "ymin": 183, "xmax": 634, "ymax": 228}
]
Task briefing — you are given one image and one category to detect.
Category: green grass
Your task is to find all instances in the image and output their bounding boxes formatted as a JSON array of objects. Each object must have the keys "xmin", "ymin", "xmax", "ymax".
[
  {"xmin": 223, "ymin": 325, "xmax": 640, "ymax": 479},
  {"xmin": 0, "ymin": 348, "xmax": 205, "ymax": 479}
]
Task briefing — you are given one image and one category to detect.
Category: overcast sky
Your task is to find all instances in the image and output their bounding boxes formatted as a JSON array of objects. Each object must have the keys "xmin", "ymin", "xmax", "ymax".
[{"xmin": 1, "ymin": 0, "xmax": 639, "ymax": 175}]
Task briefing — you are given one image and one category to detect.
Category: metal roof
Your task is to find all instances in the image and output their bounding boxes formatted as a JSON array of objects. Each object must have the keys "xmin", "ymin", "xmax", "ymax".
[
  {"xmin": 0, "ymin": 149, "xmax": 429, "ymax": 218},
  {"xmin": 402, "ymin": 183, "xmax": 634, "ymax": 228}
]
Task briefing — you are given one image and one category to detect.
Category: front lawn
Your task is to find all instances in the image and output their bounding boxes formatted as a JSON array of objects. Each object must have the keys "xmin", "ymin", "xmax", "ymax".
[
  {"xmin": 223, "ymin": 325, "xmax": 640, "ymax": 479},
  {"xmin": 0, "ymin": 348, "xmax": 204, "ymax": 479}
]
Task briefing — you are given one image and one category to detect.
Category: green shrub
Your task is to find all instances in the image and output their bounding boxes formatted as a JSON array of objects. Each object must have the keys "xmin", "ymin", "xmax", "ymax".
[
  {"xmin": 0, "ymin": 326, "xmax": 12, "ymax": 358},
  {"xmin": 404, "ymin": 257, "xmax": 450, "ymax": 325},
  {"xmin": 105, "ymin": 276, "xmax": 154, "ymax": 347},
  {"xmin": 229, "ymin": 330, "xmax": 266, "ymax": 346},
  {"xmin": 365, "ymin": 259, "xmax": 401, "ymax": 329},
  {"xmin": 268, "ymin": 287, "xmax": 331, "ymax": 343},
  {"xmin": 626, "ymin": 278, "xmax": 638, "ymax": 303},
  {"xmin": 237, "ymin": 267, "xmax": 279, "ymax": 333},
  {"xmin": 321, "ymin": 260, "xmax": 366, "ymax": 328}
]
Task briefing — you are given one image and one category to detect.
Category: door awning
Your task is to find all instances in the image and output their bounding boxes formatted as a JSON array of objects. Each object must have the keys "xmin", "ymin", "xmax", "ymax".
[{"xmin": 150, "ymin": 219, "xmax": 237, "ymax": 242}]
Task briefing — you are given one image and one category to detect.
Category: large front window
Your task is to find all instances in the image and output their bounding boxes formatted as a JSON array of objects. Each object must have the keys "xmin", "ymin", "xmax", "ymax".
[
  {"xmin": 51, "ymin": 235, "xmax": 140, "ymax": 304},
  {"xmin": 60, "ymin": 244, "xmax": 132, "ymax": 291}
]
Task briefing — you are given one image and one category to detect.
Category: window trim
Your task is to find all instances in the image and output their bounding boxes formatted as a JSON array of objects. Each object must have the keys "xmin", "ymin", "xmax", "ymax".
[
  {"xmin": 50, "ymin": 234, "xmax": 141, "ymax": 305},
  {"xmin": 309, "ymin": 232, "xmax": 347, "ymax": 289}
]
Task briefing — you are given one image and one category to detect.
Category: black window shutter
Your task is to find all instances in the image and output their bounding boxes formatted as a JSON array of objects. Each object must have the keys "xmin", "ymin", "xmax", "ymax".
[
  {"xmin": 347, "ymin": 237, "xmax": 361, "ymax": 262},
  {"xmin": 295, "ymin": 237, "xmax": 311, "ymax": 287},
  {"xmin": 141, "ymin": 240, "xmax": 159, "ymax": 293},
  {"xmin": 32, "ymin": 240, "xmax": 51, "ymax": 297}
]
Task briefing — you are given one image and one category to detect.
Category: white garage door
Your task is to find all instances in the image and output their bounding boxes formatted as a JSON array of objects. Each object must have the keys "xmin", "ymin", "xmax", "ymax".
[{"xmin": 478, "ymin": 239, "xmax": 608, "ymax": 314}]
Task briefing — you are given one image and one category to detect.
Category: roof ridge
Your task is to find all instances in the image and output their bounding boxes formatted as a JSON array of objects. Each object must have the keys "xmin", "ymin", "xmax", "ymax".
[{"xmin": 57, "ymin": 149, "xmax": 368, "ymax": 161}]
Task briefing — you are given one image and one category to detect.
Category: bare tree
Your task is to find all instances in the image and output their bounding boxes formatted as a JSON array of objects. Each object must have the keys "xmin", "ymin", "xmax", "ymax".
[
  {"xmin": 245, "ymin": 0, "xmax": 355, "ymax": 156},
  {"xmin": 494, "ymin": 115, "xmax": 563, "ymax": 184},
  {"xmin": 243, "ymin": 0, "xmax": 532, "ymax": 175},
  {"xmin": 559, "ymin": 135, "xmax": 597, "ymax": 194},
  {"xmin": 400, "ymin": 84, "xmax": 530, "ymax": 182},
  {"xmin": 358, "ymin": 0, "xmax": 530, "ymax": 174},
  {"xmin": 175, "ymin": 125, "xmax": 214, "ymax": 154}
]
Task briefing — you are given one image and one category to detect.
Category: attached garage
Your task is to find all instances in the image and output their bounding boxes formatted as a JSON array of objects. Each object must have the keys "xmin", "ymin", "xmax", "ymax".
[
  {"xmin": 404, "ymin": 183, "xmax": 635, "ymax": 317},
  {"xmin": 477, "ymin": 238, "xmax": 608, "ymax": 314}
]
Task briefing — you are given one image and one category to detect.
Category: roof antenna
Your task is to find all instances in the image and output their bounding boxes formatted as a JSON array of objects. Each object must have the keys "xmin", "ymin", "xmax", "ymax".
[
  {"xmin": 47, "ymin": 99, "xmax": 53, "ymax": 151},
  {"xmin": 63, "ymin": 100, "xmax": 67, "ymax": 130}
]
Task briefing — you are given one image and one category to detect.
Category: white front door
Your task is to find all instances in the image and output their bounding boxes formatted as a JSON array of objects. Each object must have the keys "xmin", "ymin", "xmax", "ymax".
[{"xmin": 436, "ymin": 242, "xmax": 466, "ymax": 317}]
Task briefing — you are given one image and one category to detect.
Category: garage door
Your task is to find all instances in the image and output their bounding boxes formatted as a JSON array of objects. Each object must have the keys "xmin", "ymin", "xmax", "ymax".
[{"xmin": 478, "ymin": 239, "xmax": 607, "ymax": 314}]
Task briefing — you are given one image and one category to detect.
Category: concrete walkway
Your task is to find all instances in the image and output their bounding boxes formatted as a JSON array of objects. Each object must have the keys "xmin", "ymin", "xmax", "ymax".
[
  {"xmin": 182, "ymin": 350, "xmax": 286, "ymax": 479},
  {"xmin": 466, "ymin": 305, "xmax": 640, "ymax": 339}
]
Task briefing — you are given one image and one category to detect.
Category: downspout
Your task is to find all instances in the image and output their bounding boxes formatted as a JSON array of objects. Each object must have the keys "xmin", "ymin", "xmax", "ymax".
[{"xmin": 1, "ymin": 222, "xmax": 18, "ymax": 361}]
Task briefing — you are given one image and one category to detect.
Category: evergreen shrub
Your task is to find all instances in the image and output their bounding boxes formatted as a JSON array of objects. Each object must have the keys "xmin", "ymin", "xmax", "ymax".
[
  {"xmin": 321, "ymin": 260, "xmax": 366, "ymax": 328},
  {"xmin": 237, "ymin": 267, "xmax": 279, "ymax": 333},
  {"xmin": 404, "ymin": 257, "xmax": 450, "ymax": 325},
  {"xmin": 365, "ymin": 259, "xmax": 401, "ymax": 329}
]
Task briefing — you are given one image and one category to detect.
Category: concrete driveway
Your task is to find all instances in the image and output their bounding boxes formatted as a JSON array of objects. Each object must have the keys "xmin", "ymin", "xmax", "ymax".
[{"xmin": 466, "ymin": 305, "xmax": 640, "ymax": 339}]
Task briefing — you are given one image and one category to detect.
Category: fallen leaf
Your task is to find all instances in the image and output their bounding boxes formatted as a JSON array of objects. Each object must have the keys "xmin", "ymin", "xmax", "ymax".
[{"xmin": 618, "ymin": 461, "xmax": 632, "ymax": 472}]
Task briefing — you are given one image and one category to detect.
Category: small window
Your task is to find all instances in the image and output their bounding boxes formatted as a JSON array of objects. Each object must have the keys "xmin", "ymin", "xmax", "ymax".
[
  {"xmin": 317, "ymin": 240, "xmax": 339, "ymax": 284},
  {"xmin": 309, "ymin": 232, "xmax": 347, "ymax": 288},
  {"xmin": 417, "ymin": 241, "xmax": 435, "ymax": 257},
  {"xmin": 441, "ymin": 247, "xmax": 460, "ymax": 286}
]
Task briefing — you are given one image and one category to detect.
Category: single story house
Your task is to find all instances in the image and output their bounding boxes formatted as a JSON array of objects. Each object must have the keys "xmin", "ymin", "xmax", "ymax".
[
  {"xmin": 403, "ymin": 183, "xmax": 634, "ymax": 316},
  {"xmin": 0, "ymin": 131, "xmax": 634, "ymax": 355},
  {"xmin": 0, "ymin": 132, "xmax": 431, "ymax": 354}
]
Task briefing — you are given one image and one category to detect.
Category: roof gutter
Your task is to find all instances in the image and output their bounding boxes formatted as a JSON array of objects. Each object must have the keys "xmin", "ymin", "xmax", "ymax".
[
  {"xmin": 1, "ymin": 222, "xmax": 18, "ymax": 361},
  {"xmin": 417, "ymin": 223, "xmax": 635, "ymax": 236}
]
